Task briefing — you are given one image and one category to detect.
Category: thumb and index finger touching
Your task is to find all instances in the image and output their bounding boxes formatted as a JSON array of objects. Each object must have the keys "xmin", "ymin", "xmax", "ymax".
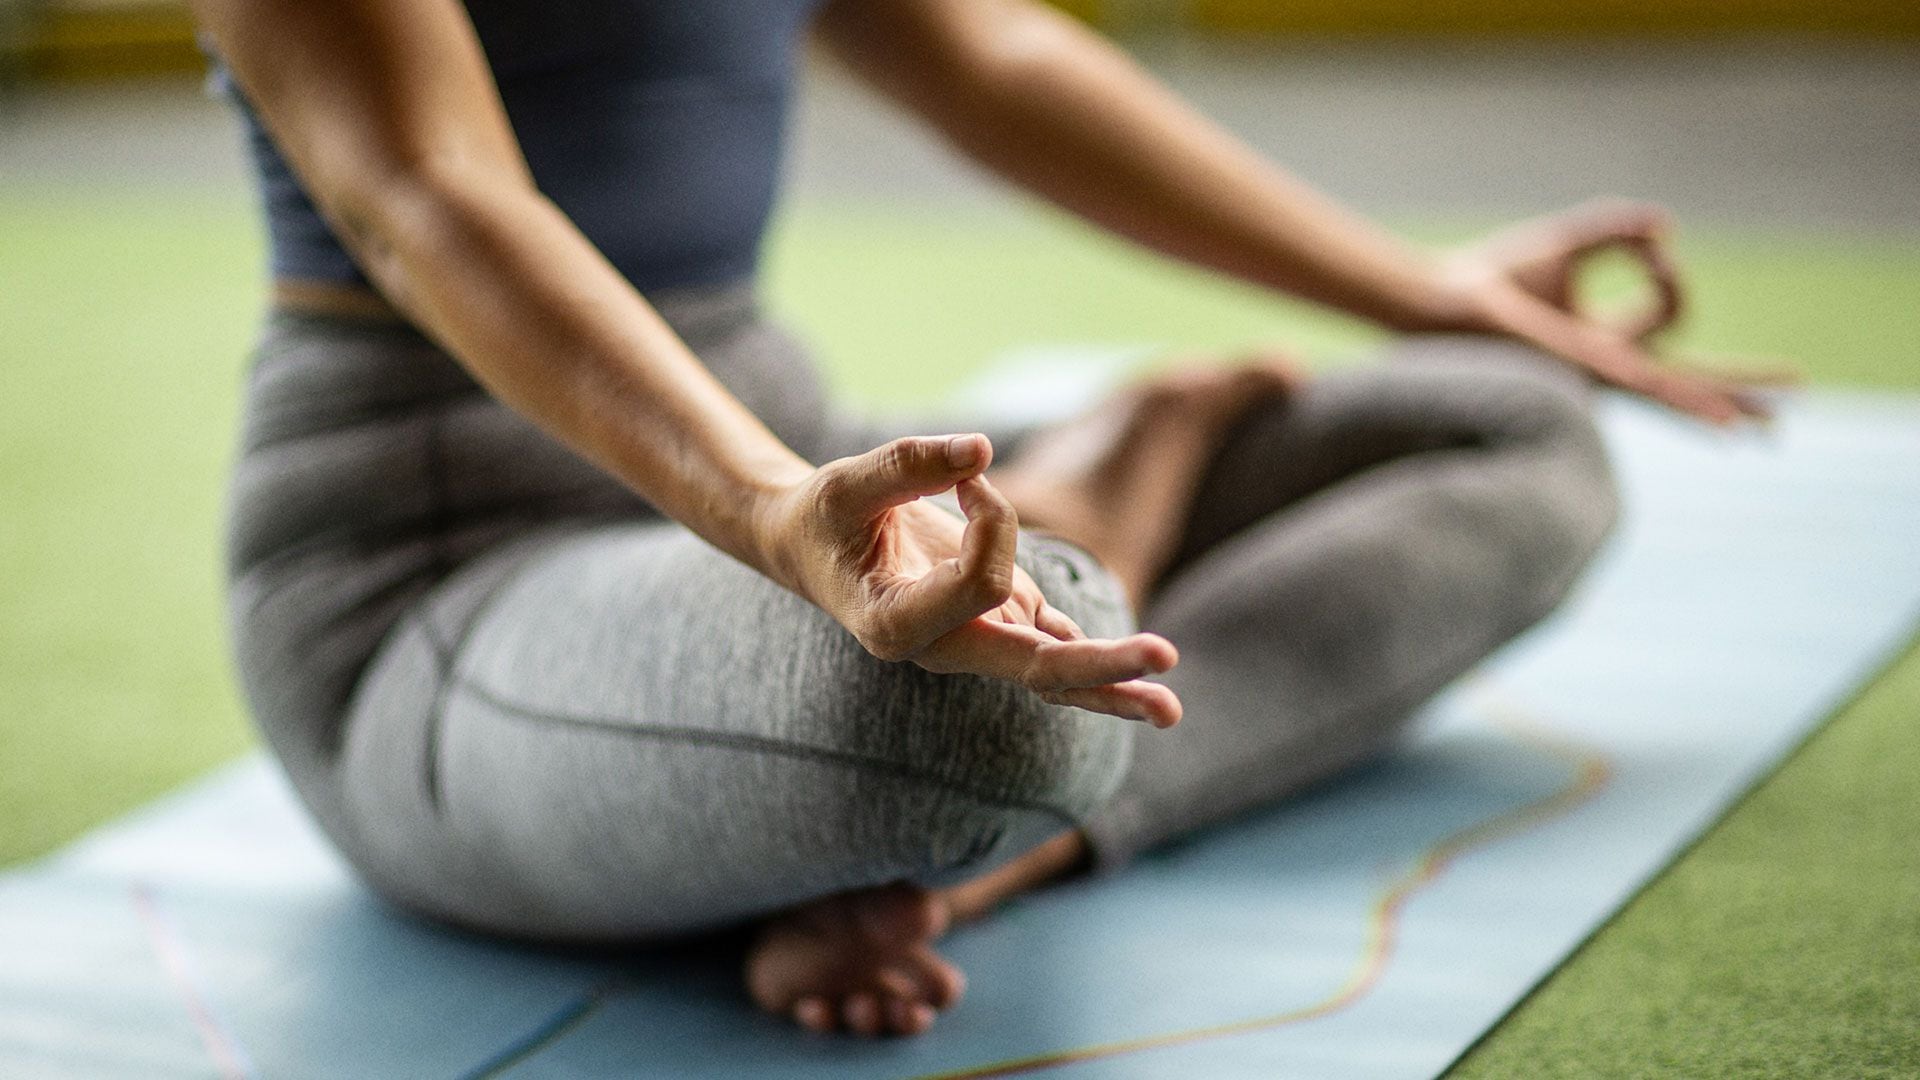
[
  {"xmin": 820, "ymin": 434, "xmax": 1184, "ymax": 723},
  {"xmin": 817, "ymin": 433, "xmax": 1006, "ymax": 659},
  {"xmin": 1501, "ymin": 198, "xmax": 1685, "ymax": 343},
  {"xmin": 1493, "ymin": 201, "xmax": 1798, "ymax": 425},
  {"xmin": 820, "ymin": 433, "xmax": 994, "ymax": 522},
  {"xmin": 869, "ymin": 473, "xmax": 1025, "ymax": 661}
]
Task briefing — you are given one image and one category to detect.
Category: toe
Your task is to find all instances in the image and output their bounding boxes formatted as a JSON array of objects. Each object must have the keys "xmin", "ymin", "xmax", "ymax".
[
  {"xmin": 876, "ymin": 966, "xmax": 920, "ymax": 1001},
  {"xmin": 844, "ymin": 993, "xmax": 884, "ymax": 1037},
  {"xmin": 905, "ymin": 947, "xmax": 967, "ymax": 1009},
  {"xmin": 793, "ymin": 996, "xmax": 836, "ymax": 1034},
  {"xmin": 886, "ymin": 995, "xmax": 935, "ymax": 1035}
]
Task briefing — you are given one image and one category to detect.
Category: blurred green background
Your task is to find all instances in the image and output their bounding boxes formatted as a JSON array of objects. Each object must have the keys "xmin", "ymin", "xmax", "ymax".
[
  {"xmin": 5, "ymin": 3, "xmax": 1920, "ymax": 1069},
  {"xmin": 3, "ymin": 188, "xmax": 1917, "ymax": 1075}
]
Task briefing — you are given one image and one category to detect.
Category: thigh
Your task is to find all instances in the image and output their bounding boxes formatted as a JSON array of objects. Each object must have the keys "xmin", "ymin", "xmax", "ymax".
[{"xmin": 334, "ymin": 518, "xmax": 1137, "ymax": 941}]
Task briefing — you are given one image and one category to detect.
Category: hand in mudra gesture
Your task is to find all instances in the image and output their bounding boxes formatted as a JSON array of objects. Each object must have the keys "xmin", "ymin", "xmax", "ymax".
[
  {"xmin": 1445, "ymin": 198, "xmax": 1794, "ymax": 426},
  {"xmin": 760, "ymin": 434, "xmax": 1182, "ymax": 728}
]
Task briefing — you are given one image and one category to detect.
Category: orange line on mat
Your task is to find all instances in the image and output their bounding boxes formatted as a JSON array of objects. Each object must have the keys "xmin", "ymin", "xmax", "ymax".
[
  {"xmin": 919, "ymin": 685, "xmax": 1613, "ymax": 1080},
  {"xmin": 130, "ymin": 881, "xmax": 257, "ymax": 1080}
]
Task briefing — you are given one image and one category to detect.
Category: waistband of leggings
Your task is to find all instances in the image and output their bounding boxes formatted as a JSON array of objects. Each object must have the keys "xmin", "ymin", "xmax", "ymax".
[{"xmin": 263, "ymin": 276, "xmax": 764, "ymax": 346}]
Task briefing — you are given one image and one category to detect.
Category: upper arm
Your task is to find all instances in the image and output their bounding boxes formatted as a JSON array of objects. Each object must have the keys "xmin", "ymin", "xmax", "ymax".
[{"xmin": 192, "ymin": 0, "xmax": 532, "ymax": 251}]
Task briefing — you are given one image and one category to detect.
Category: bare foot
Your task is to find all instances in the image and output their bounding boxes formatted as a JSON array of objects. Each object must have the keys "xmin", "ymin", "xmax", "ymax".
[
  {"xmin": 745, "ymin": 832, "xmax": 1092, "ymax": 1036},
  {"xmin": 746, "ymin": 882, "xmax": 963, "ymax": 1037},
  {"xmin": 994, "ymin": 355, "xmax": 1303, "ymax": 605}
]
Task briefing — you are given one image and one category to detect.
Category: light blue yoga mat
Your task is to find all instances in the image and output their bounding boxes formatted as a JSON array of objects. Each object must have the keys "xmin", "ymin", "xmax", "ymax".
[{"xmin": 4, "ymin": 387, "xmax": 1918, "ymax": 1080}]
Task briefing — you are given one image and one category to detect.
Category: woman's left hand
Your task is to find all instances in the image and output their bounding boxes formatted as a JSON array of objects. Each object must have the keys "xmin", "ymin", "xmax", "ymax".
[
  {"xmin": 1442, "ymin": 199, "xmax": 1794, "ymax": 426},
  {"xmin": 1448, "ymin": 198, "xmax": 1686, "ymax": 342}
]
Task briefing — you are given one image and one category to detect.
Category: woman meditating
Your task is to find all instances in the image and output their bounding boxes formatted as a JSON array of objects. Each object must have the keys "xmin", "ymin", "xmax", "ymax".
[{"xmin": 196, "ymin": 0, "xmax": 1770, "ymax": 1039}]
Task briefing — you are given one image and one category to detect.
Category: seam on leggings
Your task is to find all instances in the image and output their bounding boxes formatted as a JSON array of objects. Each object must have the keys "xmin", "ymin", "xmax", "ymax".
[
  {"xmin": 412, "ymin": 534, "xmax": 584, "ymax": 816},
  {"xmin": 450, "ymin": 676, "xmax": 1082, "ymax": 831},
  {"xmin": 423, "ymin": 413, "xmax": 455, "ymax": 581},
  {"xmin": 415, "ymin": 612, "xmax": 456, "ymax": 816}
]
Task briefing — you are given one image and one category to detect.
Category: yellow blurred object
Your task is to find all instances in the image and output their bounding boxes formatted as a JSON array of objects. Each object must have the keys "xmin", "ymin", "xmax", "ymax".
[
  {"xmin": 1190, "ymin": 0, "xmax": 1920, "ymax": 37},
  {"xmin": 1048, "ymin": 0, "xmax": 1106, "ymax": 22},
  {"xmin": 11, "ymin": 0, "xmax": 201, "ymax": 81},
  {"xmin": 6, "ymin": 0, "xmax": 1918, "ymax": 85}
]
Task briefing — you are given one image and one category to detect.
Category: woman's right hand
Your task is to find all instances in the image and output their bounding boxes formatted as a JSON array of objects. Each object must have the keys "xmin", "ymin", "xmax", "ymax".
[
  {"xmin": 1441, "ymin": 200, "xmax": 1794, "ymax": 427},
  {"xmin": 755, "ymin": 434, "xmax": 1183, "ymax": 727}
]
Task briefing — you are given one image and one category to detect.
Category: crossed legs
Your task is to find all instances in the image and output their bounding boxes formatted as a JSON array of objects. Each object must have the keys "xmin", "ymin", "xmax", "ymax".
[
  {"xmin": 1080, "ymin": 337, "xmax": 1619, "ymax": 867},
  {"xmin": 322, "ymin": 334, "xmax": 1617, "ymax": 1036},
  {"xmin": 747, "ymin": 335, "xmax": 1620, "ymax": 1033}
]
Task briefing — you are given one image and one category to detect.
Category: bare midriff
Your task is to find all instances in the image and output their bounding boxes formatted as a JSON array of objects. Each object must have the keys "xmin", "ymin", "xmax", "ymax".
[{"xmin": 273, "ymin": 279, "xmax": 403, "ymax": 323}]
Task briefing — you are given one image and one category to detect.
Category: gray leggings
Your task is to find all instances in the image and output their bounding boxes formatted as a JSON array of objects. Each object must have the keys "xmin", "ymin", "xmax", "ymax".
[{"xmin": 226, "ymin": 283, "xmax": 1617, "ymax": 941}]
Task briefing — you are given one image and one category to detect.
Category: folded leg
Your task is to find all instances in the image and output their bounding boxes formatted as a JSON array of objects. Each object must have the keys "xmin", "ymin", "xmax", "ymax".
[
  {"xmin": 332, "ymin": 518, "xmax": 1139, "ymax": 941},
  {"xmin": 1085, "ymin": 337, "xmax": 1620, "ymax": 868}
]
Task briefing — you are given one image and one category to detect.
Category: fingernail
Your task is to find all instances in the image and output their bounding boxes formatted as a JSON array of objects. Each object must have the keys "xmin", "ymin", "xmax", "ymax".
[{"xmin": 946, "ymin": 434, "xmax": 983, "ymax": 469}]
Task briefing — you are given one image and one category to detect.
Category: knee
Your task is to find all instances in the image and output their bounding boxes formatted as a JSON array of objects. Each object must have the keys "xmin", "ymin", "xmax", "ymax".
[
  {"xmin": 1425, "ymin": 336, "xmax": 1619, "ymax": 540},
  {"xmin": 822, "ymin": 533, "xmax": 1138, "ymax": 879},
  {"xmin": 1483, "ymin": 375, "xmax": 1621, "ymax": 626},
  {"xmin": 1500, "ymin": 359, "xmax": 1621, "ymax": 583},
  {"xmin": 835, "ymin": 673, "xmax": 1134, "ymax": 886},
  {"xmin": 1508, "ymin": 453, "xmax": 1618, "ymax": 631},
  {"xmin": 960, "ymin": 531, "xmax": 1141, "ymax": 817},
  {"xmin": 1401, "ymin": 336, "xmax": 1621, "ymax": 617}
]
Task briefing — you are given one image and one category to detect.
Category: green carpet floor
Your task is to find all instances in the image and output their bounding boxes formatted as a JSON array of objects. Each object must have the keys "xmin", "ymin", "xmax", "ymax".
[{"xmin": 2, "ymin": 190, "xmax": 1915, "ymax": 1076}]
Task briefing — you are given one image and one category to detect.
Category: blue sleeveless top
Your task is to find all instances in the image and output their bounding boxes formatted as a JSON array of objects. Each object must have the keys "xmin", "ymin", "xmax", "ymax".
[{"xmin": 223, "ymin": 0, "xmax": 827, "ymax": 292}]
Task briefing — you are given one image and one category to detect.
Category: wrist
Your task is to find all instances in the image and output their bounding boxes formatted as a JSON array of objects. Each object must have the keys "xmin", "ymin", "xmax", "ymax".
[
  {"xmin": 1392, "ymin": 259, "xmax": 1508, "ymax": 336},
  {"xmin": 743, "ymin": 457, "xmax": 817, "ymax": 597}
]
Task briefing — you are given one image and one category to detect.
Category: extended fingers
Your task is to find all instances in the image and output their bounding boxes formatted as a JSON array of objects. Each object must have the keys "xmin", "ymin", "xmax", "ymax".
[
  {"xmin": 1495, "ymin": 266, "xmax": 1782, "ymax": 430},
  {"xmin": 1606, "ymin": 341, "xmax": 1789, "ymax": 425},
  {"xmin": 1631, "ymin": 367, "xmax": 1770, "ymax": 427},
  {"xmin": 1043, "ymin": 680, "xmax": 1184, "ymax": 729},
  {"xmin": 923, "ymin": 620, "xmax": 1179, "ymax": 722},
  {"xmin": 1034, "ymin": 602, "xmax": 1086, "ymax": 642},
  {"xmin": 1020, "ymin": 633, "xmax": 1179, "ymax": 692}
]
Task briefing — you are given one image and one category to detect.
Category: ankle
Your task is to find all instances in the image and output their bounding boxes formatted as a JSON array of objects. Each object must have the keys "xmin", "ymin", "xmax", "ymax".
[{"xmin": 938, "ymin": 829, "xmax": 1090, "ymax": 924}]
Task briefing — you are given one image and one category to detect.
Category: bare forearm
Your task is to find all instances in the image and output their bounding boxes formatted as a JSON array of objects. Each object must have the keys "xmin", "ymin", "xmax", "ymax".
[
  {"xmin": 832, "ymin": 0, "xmax": 1474, "ymax": 332},
  {"xmin": 349, "ymin": 169, "xmax": 811, "ymax": 574}
]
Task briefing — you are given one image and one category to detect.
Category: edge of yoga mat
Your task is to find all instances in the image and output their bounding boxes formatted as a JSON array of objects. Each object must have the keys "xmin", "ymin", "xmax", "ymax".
[
  {"xmin": 1417, "ymin": 391, "xmax": 1920, "ymax": 1080},
  {"xmin": 955, "ymin": 361, "xmax": 1920, "ymax": 1078},
  {"xmin": 5, "ymin": 385, "xmax": 1919, "ymax": 1080},
  {"xmin": 1433, "ymin": 611, "xmax": 1920, "ymax": 1079},
  {"xmin": 1425, "ymin": 391, "xmax": 1920, "ymax": 1080}
]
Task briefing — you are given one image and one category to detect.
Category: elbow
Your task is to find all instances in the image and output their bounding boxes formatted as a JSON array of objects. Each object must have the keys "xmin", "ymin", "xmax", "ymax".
[
  {"xmin": 322, "ymin": 159, "xmax": 442, "ymax": 293},
  {"xmin": 324, "ymin": 153, "xmax": 535, "ymax": 295},
  {"xmin": 921, "ymin": 3, "xmax": 1120, "ymax": 160},
  {"xmin": 962, "ymin": 1, "xmax": 1115, "ymax": 102},
  {"xmin": 885, "ymin": 0, "xmax": 1078, "ymax": 130},
  {"xmin": 327, "ymin": 178, "xmax": 408, "ymax": 288}
]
